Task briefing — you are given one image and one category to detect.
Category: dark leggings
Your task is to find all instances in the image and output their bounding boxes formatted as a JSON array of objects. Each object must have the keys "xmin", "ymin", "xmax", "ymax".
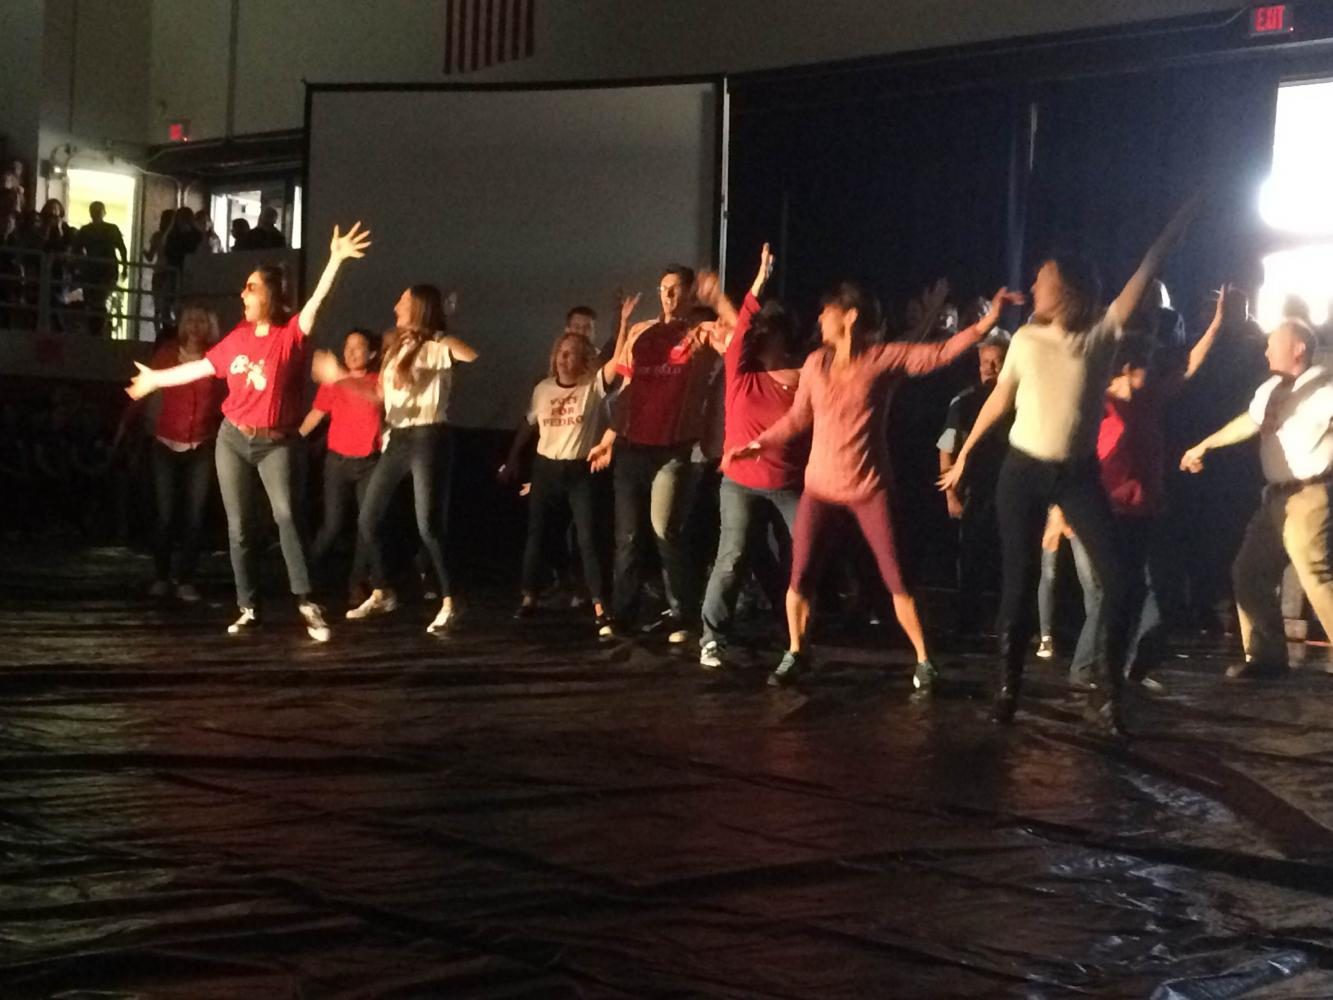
[
  {"xmin": 790, "ymin": 491, "xmax": 905, "ymax": 597},
  {"xmin": 359, "ymin": 423, "xmax": 453, "ymax": 597},
  {"xmin": 150, "ymin": 438, "xmax": 215, "ymax": 583},
  {"xmin": 521, "ymin": 456, "xmax": 605, "ymax": 603},
  {"xmin": 996, "ymin": 449, "xmax": 1126, "ymax": 682}
]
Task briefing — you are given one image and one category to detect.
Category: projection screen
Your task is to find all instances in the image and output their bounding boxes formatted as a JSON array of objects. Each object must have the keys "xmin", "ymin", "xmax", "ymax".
[{"xmin": 305, "ymin": 81, "xmax": 723, "ymax": 428}]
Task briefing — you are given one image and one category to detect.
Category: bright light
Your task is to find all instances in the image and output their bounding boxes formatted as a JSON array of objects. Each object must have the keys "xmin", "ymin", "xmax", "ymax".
[{"xmin": 1257, "ymin": 80, "xmax": 1333, "ymax": 329}]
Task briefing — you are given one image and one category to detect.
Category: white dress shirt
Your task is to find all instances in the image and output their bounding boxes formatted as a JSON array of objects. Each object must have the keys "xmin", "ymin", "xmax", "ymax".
[{"xmin": 1248, "ymin": 365, "xmax": 1333, "ymax": 483}]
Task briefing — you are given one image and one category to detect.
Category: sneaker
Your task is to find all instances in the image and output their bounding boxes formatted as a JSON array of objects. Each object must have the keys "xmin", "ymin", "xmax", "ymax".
[
  {"xmin": 1225, "ymin": 658, "xmax": 1288, "ymax": 680},
  {"xmin": 699, "ymin": 640, "xmax": 724, "ymax": 670},
  {"xmin": 346, "ymin": 589, "xmax": 398, "ymax": 620},
  {"xmin": 596, "ymin": 614, "xmax": 616, "ymax": 639},
  {"xmin": 1036, "ymin": 636, "xmax": 1054, "ymax": 659},
  {"xmin": 668, "ymin": 625, "xmax": 692, "ymax": 645},
  {"xmin": 768, "ymin": 650, "xmax": 807, "ymax": 687},
  {"xmin": 427, "ymin": 601, "xmax": 454, "ymax": 633},
  {"xmin": 174, "ymin": 582, "xmax": 201, "ymax": 603},
  {"xmin": 1133, "ymin": 674, "xmax": 1167, "ymax": 695},
  {"xmin": 227, "ymin": 608, "xmax": 258, "ymax": 635},
  {"xmin": 913, "ymin": 659, "xmax": 938, "ymax": 694},
  {"xmin": 148, "ymin": 579, "xmax": 171, "ymax": 598},
  {"xmin": 299, "ymin": 601, "xmax": 331, "ymax": 643}
]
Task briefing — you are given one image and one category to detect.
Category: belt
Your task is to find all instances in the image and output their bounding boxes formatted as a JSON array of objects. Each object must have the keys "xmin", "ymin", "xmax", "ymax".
[
  {"xmin": 229, "ymin": 421, "xmax": 291, "ymax": 442},
  {"xmin": 1267, "ymin": 472, "xmax": 1333, "ymax": 495}
]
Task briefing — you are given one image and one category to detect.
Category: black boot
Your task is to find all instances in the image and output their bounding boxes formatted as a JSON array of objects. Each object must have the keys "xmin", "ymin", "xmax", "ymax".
[
  {"xmin": 993, "ymin": 629, "xmax": 1025, "ymax": 724},
  {"xmin": 1085, "ymin": 658, "xmax": 1128, "ymax": 737}
]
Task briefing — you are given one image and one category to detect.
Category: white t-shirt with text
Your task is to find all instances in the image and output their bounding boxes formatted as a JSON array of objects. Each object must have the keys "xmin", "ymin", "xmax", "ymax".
[{"xmin": 527, "ymin": 373, "xmax": 610, "ymax": 461}]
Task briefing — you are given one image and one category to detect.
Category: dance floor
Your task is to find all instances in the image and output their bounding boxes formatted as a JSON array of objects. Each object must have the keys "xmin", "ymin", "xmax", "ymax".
[{"xmin": 5, "ymin": 548, "xmax": 1333, "ymax": 998}]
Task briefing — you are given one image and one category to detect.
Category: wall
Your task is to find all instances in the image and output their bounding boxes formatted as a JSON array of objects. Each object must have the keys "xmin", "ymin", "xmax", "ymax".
[
  {"xmin": 148, "ymin": 0, "xmax": 1242, "ymax": 143},
  {"xmin": 0, "ymin": 0, "xmax": 47, "ymax": 176}
]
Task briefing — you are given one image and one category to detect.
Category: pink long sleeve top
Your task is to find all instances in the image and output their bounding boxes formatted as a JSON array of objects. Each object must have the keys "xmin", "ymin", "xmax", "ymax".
[{"xmin": 754, "ymin": 324, "xmax": 986, "ymax": 503}]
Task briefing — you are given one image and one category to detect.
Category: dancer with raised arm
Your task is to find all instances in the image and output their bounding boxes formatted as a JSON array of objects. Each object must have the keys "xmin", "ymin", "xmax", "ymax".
[
  {"xmin": 500, "ymin": 295, "xmax": 635, "ymax": 632},
  {"xmin": 126, "ymin": 222, "xmax": 372, "ymax": 640},
  {"xmin": 729, "ymin": 282, "xmax": 1022, "ymax": 689},
  {"xmin": 939, "ymin": 200, "xmax": 1198, "ymax": 731},
  {"xmin": 696, "ymin": 243, "xmax": 810, "ymax": 669},
  {"xmin": 341, "ymin": 285, "xmax": 478, "ymax": 633}
]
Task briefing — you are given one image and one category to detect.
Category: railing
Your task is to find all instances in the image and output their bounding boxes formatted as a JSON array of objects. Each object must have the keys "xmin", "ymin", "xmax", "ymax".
[{"xmin": 0, "ymin": 246, "xmax": 180, "ymax": 341}]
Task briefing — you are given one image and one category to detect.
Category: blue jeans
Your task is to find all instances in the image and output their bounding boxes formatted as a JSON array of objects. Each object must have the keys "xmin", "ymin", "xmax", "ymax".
[
  {"xmin": 359, "ymin": 424, "xmax": 453, "ymax": 597},
  {"xmin": 700, "ymin": 478, "xmax": 799, "ymax": 646},
  {"xmin": 151, "ymin": 438, "xmax": 215, "ymax": 584},
  {"xmin": 215, "ymin": 420, "xmax": 312, "ymax": 609},
  {"xmin": 612, "ymin": 442, "xmax": 703, "ymax": 623}
]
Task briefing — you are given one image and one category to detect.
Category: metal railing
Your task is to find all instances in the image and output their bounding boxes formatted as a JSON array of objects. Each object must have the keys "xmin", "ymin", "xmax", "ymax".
[{"xmin": 0, "ymin": 246, "xmax": 180, "ymax": 341}]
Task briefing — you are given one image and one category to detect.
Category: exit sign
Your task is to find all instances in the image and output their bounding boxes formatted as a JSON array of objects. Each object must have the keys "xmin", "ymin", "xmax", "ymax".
[{"xmin": 1250, "ymin": 4, "xmax": 1294, "ymax": 36}]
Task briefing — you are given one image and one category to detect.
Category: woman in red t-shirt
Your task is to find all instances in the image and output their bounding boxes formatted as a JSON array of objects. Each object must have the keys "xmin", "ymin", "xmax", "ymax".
[
  {"xmin": 116, "ymin": 302, "xmax": 225, "ymax": 600},
  {"xmin": 125, "ymin": 222, "xmax": 371, "ymax": 641},
  {"xmin": 300, "ymin": 328, "xmax": 382, "ymax": 605}
]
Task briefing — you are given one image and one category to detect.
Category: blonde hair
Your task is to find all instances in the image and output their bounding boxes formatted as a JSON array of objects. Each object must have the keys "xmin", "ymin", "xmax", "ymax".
[
  {"xmin": 177, "ymin": 301, "xmax": 221, "ymax": 347},
  {"xmin": 548, "ymin": 331, "xmax": 597, "ymax": 380}
]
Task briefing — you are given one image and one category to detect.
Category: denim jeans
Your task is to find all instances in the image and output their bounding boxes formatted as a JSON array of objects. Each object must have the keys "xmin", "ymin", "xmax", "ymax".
[
  {"xmin": 215, "ymin": 420, "xmax": 313, "ymax": 609},
  {"xmin": 311, "ymin": 451, "xmax": 378, "ymax": 593},
  {"xmin": 997, "ymin": 449, "xmax": 1126, "ymax": 685},
  {"xmin": 151, "ymin": 438, "xmax": 215, "ymax": 583},
  {"xmin": 1038, "ymin": 535, "xmax": 1100, "ymax": 672},
  {"xmin": 700, "ymin": 477, "xmax": 799, "ymax": 646},
  {"xmin": 522, "ymin": 456, "xmax": 606, "ymax": 603},
  {"xmin": 612, "ymin": 442, "xmax": 703, "ymax": 623},
  {"xmin": 359, "ymin": 423, "xmax": 453, "ymax": 597}
]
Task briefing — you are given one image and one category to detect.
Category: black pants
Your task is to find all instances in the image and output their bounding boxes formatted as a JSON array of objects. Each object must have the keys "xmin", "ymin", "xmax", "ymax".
[
  {"xmin": 312, "ymin": 451, "xmax": 377, "ymax": 592},
  {"xmin": 996, "ymin": 449, "xmax": 1127, "ymax": 684},
  {"xmin": 359, "ymin": 424, "xmax": 453, "ymax": 597},
  {"xmin": 522, "ymin": 456, "xmax": 606, "ymax": 603},
  {"xmin": 957, "ymin": 492, "xmax": 1001, "ymax": 633},
  {"xmin": 150, "ymin": 439, "xmax": 215, "ymax": 583}
]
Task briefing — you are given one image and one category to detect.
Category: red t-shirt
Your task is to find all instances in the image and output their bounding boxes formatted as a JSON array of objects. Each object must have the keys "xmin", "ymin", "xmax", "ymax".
[
  {"xmin": 313, "ymin": 373, "xmax": 382, "ymax": 458},
  {"xmin": 1097, "ymin": 386, "xmax": 1166, "ymax": 517},
  {"xmin": 723, "ymin": 293, "xmax": 806, "ymax": 491},
  {"xmin": 622, "ymin": 319, "xmax": 705, "ymax": 448},
  {"xmin": 151, "ymin": 340, "xmax": 224, "ymax": 445},
  {"xmin": 205, "ymin": 314, "xmax": 308, "ymax": 431}
]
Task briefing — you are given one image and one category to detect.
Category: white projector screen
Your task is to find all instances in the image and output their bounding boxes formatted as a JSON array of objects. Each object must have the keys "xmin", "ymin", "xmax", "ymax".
[{"xmin": 305, "ymin": 82, "xmax": 722, "ymax": 429}]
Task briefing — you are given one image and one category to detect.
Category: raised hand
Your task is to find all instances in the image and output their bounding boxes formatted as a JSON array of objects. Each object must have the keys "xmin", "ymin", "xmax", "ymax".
[
  {"xmin": 329, "ymin": 221, "xmax": 372, "ymax": 261},
  {"xmin": 924, "ymin": 277, "xmax": 950, "ymax": 315},
  {"xmin": 444, "ymin": 290, "xmax": 459, "ymax": 316},
  {"xmin": 310, "ymin": 349, "xmax": 342, "ymax": 385},
  {"xmin": 982, "ymin": 287, "xmax": 1026, "ymax": 328},
  {"xmin": 125, "ymin": 361, "xmax": 157, "ymax": 400},
  {"xmin": 758, "ymin": 242, "xmax": 775, "ymax": 282},
  {"xmin": 619, "ymin": 290, "xmax": 642, "ymax": 325},
  {"xmin": 695, "ymin": 270, "xmax": 721, "ymax": 307}
]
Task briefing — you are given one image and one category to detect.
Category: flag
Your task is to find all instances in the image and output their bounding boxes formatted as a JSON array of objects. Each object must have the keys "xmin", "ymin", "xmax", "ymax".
[{"xmin": 444, "ymin": 0, "xmax": 535, "ymax": 75}]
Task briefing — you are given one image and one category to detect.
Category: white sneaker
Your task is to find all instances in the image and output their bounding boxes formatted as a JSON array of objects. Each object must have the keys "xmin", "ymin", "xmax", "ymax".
[
  {"xmin": 299, "ymin": 601, "xmax": 331, "ymax": 642},
  {"xmin": 668, "ymin": 627, "xmax": 692, "ymax": 645},
  {"xmin": 699, "ymin": 640, "xmax": 724, "ymax": 670},
  {"xmin": 227, "ymin": 608, "xmax": 258, "ymax": 634},
  {"xmin": 175, "ymin": 582, "xmax": 201, "ymax": 603},
  {"xmin": 427, "ymin": 601, "xmax": 454, "ymax": 633},
  {"xmin": 345, "ymin": 589, "xmax": 398, "ymax": 620},
  {"xmin": 148, "ymin": 579, "xmax": 171, "ymax": 598},
  {"xmin": 1036, "ymin": 636, "xmax": 1055, "ymax": 659}
]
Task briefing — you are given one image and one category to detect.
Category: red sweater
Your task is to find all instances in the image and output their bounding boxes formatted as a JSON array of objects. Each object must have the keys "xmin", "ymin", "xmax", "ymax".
[
  {"xmin": 151, "ymin": 340, "xmax": 223, "ymax": 445},
  {"xmin": 723, "ymin": 293, "xmax": 805, "ymax": 491}
]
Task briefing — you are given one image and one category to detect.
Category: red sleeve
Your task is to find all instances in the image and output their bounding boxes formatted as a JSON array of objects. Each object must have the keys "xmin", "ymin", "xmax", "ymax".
[
  {"xmin": 869, "ymin": 324, "xmax": 984, "ymax": 378},
  {"xmin": 725, "ymin": 293, "xmax": 762, "ymax": 378},
  {"xmin": 313, "ymin": 383, "xmax": 335, "ymax": 412}
]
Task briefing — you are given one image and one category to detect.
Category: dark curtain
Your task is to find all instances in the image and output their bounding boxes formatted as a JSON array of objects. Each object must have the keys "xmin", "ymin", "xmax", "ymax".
[{"xmin": 1023, "ymin": 59, "xmax": 1280, "ymax": 309}]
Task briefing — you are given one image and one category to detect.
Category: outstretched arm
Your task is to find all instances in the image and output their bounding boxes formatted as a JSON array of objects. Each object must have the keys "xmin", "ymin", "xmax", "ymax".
[
  {"xmin": 1106, "ymin": 195, "xmax": 1202, "ymax": 332},
  {"xmin": 938, "ymin": 375, "xmax": 1018, "ymax": 493},
  {"xmin": 125, "ymin": 358, "xmax": 214, "ymax": 400},
  {"xmin": 298, "ymin": 222, "xmax": 372, "ymax": 335},
  {"xmin": 1180, "ymin": 412, "xmax": 1260, "ymax": 473},
  {"xmin": 891, "ymin": 287, "xmax": 1024, "ymax": 377}
]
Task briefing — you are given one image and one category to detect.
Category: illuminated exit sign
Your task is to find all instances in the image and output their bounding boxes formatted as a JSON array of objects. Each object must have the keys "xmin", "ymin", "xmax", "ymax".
[{"xmin": 1250, "ymin": 4, "xmax": 1294, "ymax": 36}]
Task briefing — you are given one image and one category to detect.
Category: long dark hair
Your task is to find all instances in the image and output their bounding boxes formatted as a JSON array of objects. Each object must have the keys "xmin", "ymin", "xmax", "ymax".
[
  {"xmin": 743, "ymin": 300, "xmax": 805, "ymax": 370},
  {"xmin": 253, "ymin": 263, "xmax": 292, "ymax": 324},
  {"xmin": 822, "ymin": 281, "xmax": 883, "ymax": 354},
  {"xmin": 389, "ymin": 284, "xmax": 449, "ymax": 390},
  {"xmin": 1046, "ymin": 255, "xmax": 1102, "ymax": 332}
]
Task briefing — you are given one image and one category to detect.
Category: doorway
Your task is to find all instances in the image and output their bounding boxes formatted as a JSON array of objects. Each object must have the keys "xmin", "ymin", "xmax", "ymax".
[{"xmin": 66, "ymin": 167, "xmax": 138, "ymax": 339}]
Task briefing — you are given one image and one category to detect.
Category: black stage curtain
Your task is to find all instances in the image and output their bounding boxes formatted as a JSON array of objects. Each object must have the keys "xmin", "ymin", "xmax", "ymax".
[{"xmin": 1023, "ymin": 59, "xmax": 1280, "ymax": 310}]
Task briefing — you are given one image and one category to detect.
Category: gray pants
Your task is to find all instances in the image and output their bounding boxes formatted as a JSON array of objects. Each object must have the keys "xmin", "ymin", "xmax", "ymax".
[{"xmin": 215, "ymin": 420, "xmax": 312, "ymax": 610}]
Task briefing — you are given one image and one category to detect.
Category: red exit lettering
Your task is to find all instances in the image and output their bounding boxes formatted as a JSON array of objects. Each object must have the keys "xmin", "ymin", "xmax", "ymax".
[{"xmin": 1250, "ymin": 4, "xmax": 1293, "ymax": 36}]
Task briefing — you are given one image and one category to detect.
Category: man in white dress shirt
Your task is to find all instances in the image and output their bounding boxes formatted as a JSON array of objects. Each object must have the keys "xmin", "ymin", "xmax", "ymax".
[{"xmin": 1181, "ymin": 319, "xmax": 1333, "ymax": 677}]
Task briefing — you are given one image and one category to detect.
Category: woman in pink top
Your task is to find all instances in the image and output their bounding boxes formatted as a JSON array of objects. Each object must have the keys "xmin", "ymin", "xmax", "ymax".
[{"xmin": 729, "ymin": 282, "xmax": 1021, "ymax": 689}]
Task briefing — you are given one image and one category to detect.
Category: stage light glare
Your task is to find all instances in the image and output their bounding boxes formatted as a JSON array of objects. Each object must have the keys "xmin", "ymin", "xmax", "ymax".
[{"xmin": 1257, "ymin": 244, "xmax": 1333, "ymax": 331}]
